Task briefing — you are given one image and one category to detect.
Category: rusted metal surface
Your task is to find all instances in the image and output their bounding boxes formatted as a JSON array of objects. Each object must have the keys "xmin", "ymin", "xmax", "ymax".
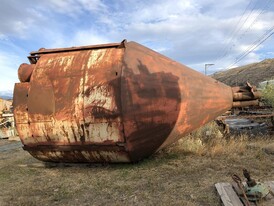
[
  {"xmin": 13, "ymin": 40, "xmax": 233, "ymax": 163},
  {"xmin": 217, "ymin": 113, "xmax": 274, "ymax": 120},
  {"xmin": 233, "ymin": 91, "xmax": 261, "ymax": 101},
  {"xmin": 216, "ymin": 103, "xmax": 274, "ymax": 135},
  {"xmin": 30, "ymin": 42, "xmax": 124, "ymax": 55},
  {"xmin": 232, "ymin": 100, "xmax": 259, "ymax": 108},
  {"xmin": 0, "ymin": 99, "xmax": 15, "ymax": 139},
  {"xmin": 18, "ymin": 63, "xmax": 34, "ymax": 82},
  {"xmin": 121, "ymin": 41, "xmax": 232, "ymax": 160},
  {"xmin": 232, "ymin": 83, "xmax": 261, "ymax": 108},
  {"xmin": 232, "ymin": 82, "xmax": 257, "ymax": 93}
]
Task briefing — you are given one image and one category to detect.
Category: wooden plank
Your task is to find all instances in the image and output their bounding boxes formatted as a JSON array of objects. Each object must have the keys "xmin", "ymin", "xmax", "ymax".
[
  {"xmin": 217, "ymin": 181, "xmax": 274, "ymax": 206},
  {"xmin": 264, "ymin": 181, "xmax": 274, "ymax": 191},
  {"xmin": 215, "ymin": 183, "xmax": 243, "ymax": 206},
  {"xmin": 231, "ymin": 182, "xmax": 255, "ymax": 206},
  {"xmin": 262, "ymin": 181, "xmax": 274, "ymax": 205}
]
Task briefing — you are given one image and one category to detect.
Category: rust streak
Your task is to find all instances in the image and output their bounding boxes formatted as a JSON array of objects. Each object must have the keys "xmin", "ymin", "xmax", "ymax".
[{"xmin": 13, "ymin": 40, "xmax": 234, "ymax": 163}]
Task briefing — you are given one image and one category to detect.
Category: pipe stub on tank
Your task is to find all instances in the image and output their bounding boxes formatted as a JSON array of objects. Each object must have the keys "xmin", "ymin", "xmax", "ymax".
[{"xmin": 18, "ymin": 63, "xmax": 34, "ymax": 82}]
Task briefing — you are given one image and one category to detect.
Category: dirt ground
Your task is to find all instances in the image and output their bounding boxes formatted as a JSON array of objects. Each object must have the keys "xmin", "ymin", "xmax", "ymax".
[{"xmin": 1, "ymin": 132, "xmax": 274, "ymax": 206}]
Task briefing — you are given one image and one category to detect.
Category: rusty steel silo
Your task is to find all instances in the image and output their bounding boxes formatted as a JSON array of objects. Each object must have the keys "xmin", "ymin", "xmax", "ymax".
[{"xmin": 13, "ymin": 40, "xmax": 233, "ymax": 163}]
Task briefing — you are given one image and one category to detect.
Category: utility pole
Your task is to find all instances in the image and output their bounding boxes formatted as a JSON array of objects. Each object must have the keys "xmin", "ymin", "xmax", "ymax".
[{"xmin": 204, "ymin": 63, "xmax": 214, "ymax": 75}]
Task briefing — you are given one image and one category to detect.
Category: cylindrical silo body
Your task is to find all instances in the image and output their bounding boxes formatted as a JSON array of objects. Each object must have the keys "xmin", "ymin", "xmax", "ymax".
[{"xmin": 13, "ymin": 40, "xmax": 233, "ymax": 163}]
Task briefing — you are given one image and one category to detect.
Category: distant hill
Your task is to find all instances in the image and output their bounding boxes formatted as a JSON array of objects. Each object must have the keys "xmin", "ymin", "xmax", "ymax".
[
  {"xmin": 0, "ymin": 91, "xmax": 13, "ymax": 100},
  {"xmin": 0, "ymin": 95, "xmax": 12, "ymax": 100},
  {"xmin": 211, "ymin": 58, "xmax": 274, "ymax": 86}
]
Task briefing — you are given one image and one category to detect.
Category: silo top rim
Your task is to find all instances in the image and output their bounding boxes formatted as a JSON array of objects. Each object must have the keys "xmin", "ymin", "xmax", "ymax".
[{"xmin": 30, "ymin": 39, "xmax": 127, "ymax": 55}]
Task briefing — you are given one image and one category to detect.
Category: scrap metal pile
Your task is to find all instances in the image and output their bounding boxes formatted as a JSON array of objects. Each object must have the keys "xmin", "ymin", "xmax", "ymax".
[
  {"xmin": 232, "ymin": 169, "xmax": 274, "ymax": 205},
  {"xmin": 0, "ymin": 98, "xmax": 15, "ymax": 139},
  {"xmin": 217, "ymin": 82, "xmax": 274, "ymax": 135},
  {"xmin": 232, "ymin": 82, "xmax": 262, "ymax": 108}
]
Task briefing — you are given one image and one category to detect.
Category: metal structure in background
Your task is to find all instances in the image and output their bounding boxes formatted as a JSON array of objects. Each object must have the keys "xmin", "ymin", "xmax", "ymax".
[
  {"xmin": 232, "ymin": 169, "xmax": 271, "ymax": 204},
  {"xmin": 216, "ymin": 82, "xmax": 274, "ymax": 135},
  {"xmin": 13, "ymin": 40, "xmax": 233, "ymax": 163},
  {"xmin": 0, "ymin": 99, "xmax": 14, "ymax": 139},
  {"xmin": 232, "ymin": 82, "xmax": 262, "ymax": 107},
  {"xmin": 204, "ymin": 63, "xmax": 214, "ymax": 75}
]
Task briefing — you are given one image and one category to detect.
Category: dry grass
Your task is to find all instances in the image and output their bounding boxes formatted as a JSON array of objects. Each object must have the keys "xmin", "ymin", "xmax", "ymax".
[
  {"xmin": 172, "ymin": 122, "xmax": 249, "ymax": 157},
  {"xmin": 1, "ymin": 122, "xmax": 274, "ymax": 206},
  {"xmin": 262, "ymin": 84, "xmax": 274, "ymax": 108}
]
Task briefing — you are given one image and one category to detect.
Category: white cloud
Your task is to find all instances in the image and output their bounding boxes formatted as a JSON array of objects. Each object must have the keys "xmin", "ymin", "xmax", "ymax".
[
  {"xmin": 0, "ymin": 34, "xmax": 6, "ymax": 40},
  {"xmin": 0, "ymin": 0, "xmax": 274, "ymax": 92},
  {"xmin": 70, "ymin": 30, "xmax": 110, "ymax": 46},
  {"xmin": 0, "ymin": 0, "xmax": 40, "ymax": 38},
  {"xmin": 128, "ymin": 0, "xmax": 199, "ymax": 23},
  {"xmin": 44, "ymin": 0, "xmax": 108, "ymax": 17},
  {"xmin": 78, "ymin": 0, "xmax": 107, "ymax": 12}
]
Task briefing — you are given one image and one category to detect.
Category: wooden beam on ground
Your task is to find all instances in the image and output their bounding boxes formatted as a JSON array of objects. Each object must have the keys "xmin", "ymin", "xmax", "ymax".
[
  {"xmin": 215, "ymin": 182, "xmax": 243, "ymax": 206},
  {"xmin": 215, "ymin": 181, "xmax": 274, "ymax": 206}
]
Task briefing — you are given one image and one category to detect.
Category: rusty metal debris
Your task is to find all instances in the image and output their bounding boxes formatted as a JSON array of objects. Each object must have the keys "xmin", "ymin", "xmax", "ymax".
[
  {"xmin": 232, "ymin": 169, "xmax": 271, "ymax": 204},
  {"xmin": 216, "ymin": 104, "xmax": 274, "ymax": 135},
  {"xmin": 0, "ymin": 98, "xmax": 15, "ymax": 139},
  {"xmin": 13, "ymin": 40, "xmax": 234, "ymax": 163},
  {"xmin": 215, "ymin": 82, "xmax": 274, "ymax": 135},
  {"xmin": 232, "ymin": 174, "xmax": 251, "ymax": 206},
  {"xmin": 232, "ymin": 82, "xmax": 262, "ymax": 108},
  {"xmin": 223, "ymin": 118, "xmax": 268, "ymax": 135}
]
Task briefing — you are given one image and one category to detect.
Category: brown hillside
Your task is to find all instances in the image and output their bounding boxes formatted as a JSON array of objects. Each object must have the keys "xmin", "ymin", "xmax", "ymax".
[{"xmin": 211, "ymin": 58, "xmax": 274, "ymax": 86}]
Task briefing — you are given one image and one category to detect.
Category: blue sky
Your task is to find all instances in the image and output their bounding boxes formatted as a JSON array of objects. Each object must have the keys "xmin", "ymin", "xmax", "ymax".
[{"xmin": 1, "ymin": 0, "xmax": 274, "ymax": 94}]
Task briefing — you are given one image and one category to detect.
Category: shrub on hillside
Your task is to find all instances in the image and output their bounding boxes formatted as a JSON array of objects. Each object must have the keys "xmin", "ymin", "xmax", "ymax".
[{"xmin": 262, "ymin": 84, "xmax": 274, "ymax": 108}]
